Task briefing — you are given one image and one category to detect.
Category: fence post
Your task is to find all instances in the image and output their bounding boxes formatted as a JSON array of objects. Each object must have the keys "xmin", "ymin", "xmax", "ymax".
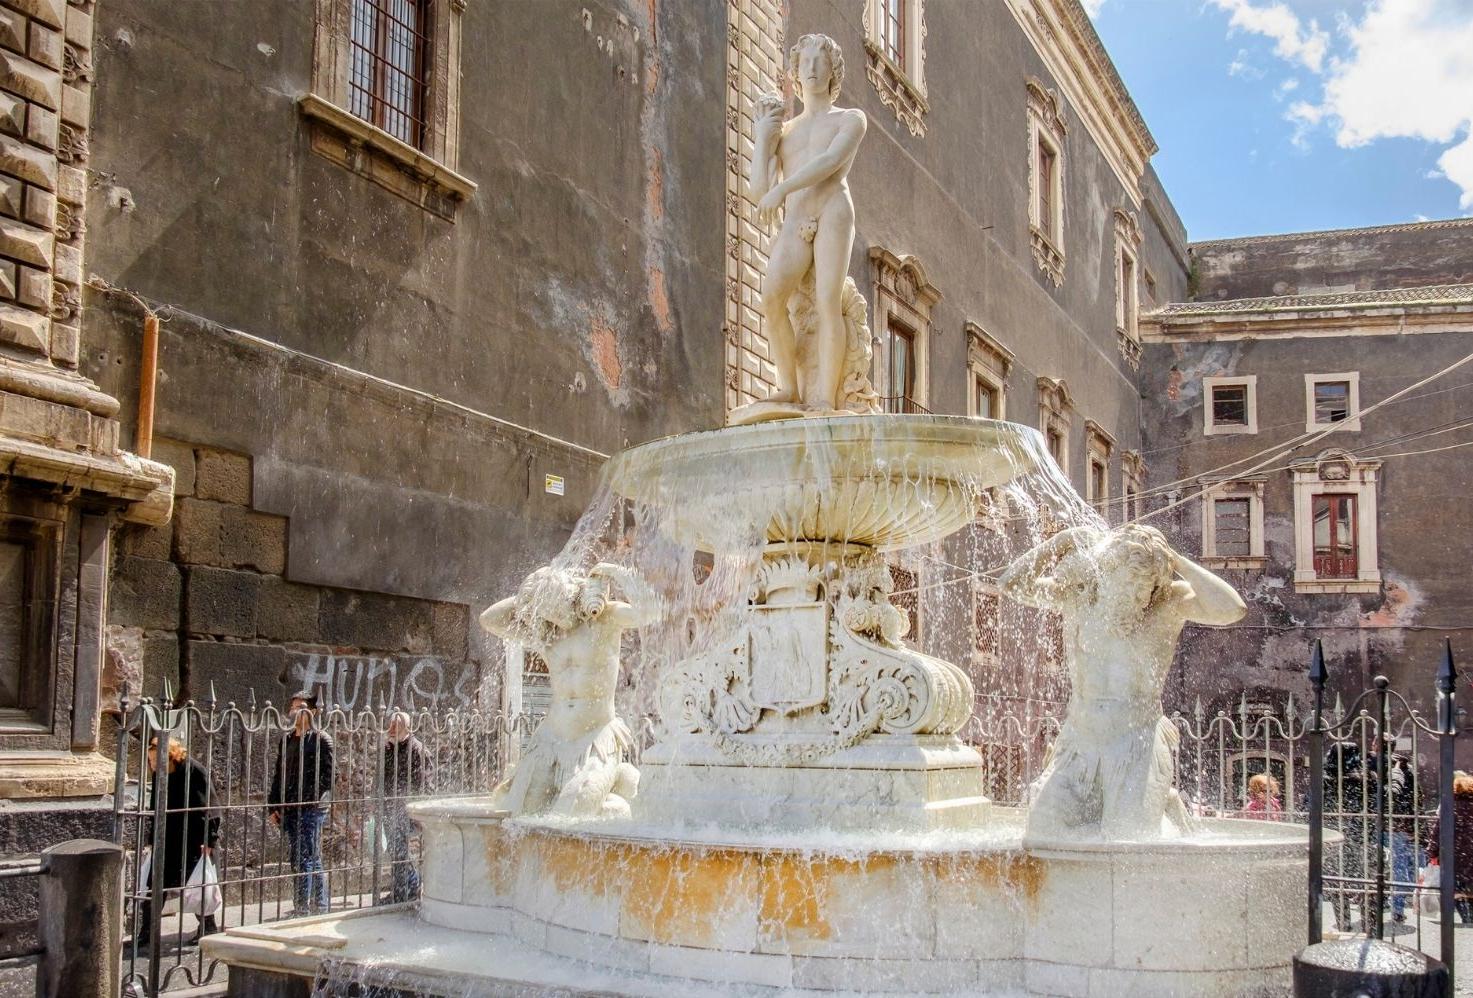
[
  {"xmin": 1436, "ymin": 639, "xmax": 1457, "ymax": 990},
  {"xmin": 1307, "ymin": 639, "xmax": 1327, "ymax": 945},
  {"xmin": 1372, "ymin": 675, "xmax": 1390, "ymax": 941},
  {"xmin": 36, "ymin": 839, "xmax": 123, "ymax": 998}
]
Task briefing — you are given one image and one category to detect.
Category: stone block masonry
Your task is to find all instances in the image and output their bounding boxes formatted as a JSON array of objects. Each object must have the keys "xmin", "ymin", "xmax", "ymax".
[
  {"xmin": 108, "ymin": 442, "xmax": 482, "ymax": 712},
  {"xmin": 0, "ymin": 0, "xmax": 92, "ymax": 366}
]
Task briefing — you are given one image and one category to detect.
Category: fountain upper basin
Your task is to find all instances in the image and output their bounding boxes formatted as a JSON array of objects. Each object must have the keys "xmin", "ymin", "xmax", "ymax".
[{"xmin": 603, "ymin": 414, "xmax": 1041, "ymax": 553}]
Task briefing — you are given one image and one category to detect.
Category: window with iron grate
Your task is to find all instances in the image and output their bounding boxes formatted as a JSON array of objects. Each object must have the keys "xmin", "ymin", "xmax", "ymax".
[{"xmin": 349, "ymin": 0, "xmax": 432, "ymax": 149}]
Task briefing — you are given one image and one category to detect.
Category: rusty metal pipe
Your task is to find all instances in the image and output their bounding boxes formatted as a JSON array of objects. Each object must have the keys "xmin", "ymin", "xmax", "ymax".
[{"xmin": 136, "ymin": 313, "xmax": 159, "ymax": 459}]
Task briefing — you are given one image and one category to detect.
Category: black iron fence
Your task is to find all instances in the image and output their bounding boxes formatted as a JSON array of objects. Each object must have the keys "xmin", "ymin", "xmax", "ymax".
[
  {"xmin": 110, "ymin": 674, "xmax": 1463, "ymax": 996},
  {"xmin": 1304, "ymin": 638, "xmax": 1460, "ymax": 990}
]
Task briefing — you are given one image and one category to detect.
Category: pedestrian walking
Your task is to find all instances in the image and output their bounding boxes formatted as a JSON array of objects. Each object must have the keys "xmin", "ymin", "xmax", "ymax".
[
  {"xmin": 134, "ymin": 734, "xmax": 220, "ymax": 949},
  {"xmin": 382, "ymin": 711, "xmax": 432, "ymax": 903},
  {"xmin": 1322, "ymin": 741, "xmax": 1378, "ymax": 932},
  {"xmin": 1427, "ymin": 770, "xmax": 1473, "ymax": 924},
  {"xmin": 1244, "ymin": 772, "xmax": 1282, "ymax": 820},
  {"xmin": 268, "ymin": 691, "xmax": 334, "ymax": 915},
  {"xmin": 1385, "ymin": 750, "xmax": 1422, "ymax": 923}
]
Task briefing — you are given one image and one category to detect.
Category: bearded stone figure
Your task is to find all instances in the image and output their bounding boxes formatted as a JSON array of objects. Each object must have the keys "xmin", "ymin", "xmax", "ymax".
[
  {"xmin": 479, "ymin": 562, "xmax": 658, "ymax": 819},
  {"xmin": 1000, "ymin": 524, "xmax": 1247, "ymax": 842}
]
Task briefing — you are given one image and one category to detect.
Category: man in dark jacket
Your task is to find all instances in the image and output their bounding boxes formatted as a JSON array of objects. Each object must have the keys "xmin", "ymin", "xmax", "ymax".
[
  {"xmin": 135, "ymin": 734, "xmax": 221, "ymax": 948},
  {"xmin": 382, "ymin": 711, "xmax": 431, "ymax": 902},
  {"xmin": 268, "ymin": 691, "xmax": 334, "ymax": 915}
]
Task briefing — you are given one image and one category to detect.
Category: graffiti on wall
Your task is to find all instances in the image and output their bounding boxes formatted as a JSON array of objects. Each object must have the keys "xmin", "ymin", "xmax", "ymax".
[{"xmin": 289, "ymin": 653, "xmax": 480, "ymax": 711}]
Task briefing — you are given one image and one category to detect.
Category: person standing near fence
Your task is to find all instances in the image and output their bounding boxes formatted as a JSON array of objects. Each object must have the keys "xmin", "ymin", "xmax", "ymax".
[
  {"xmin": 1244, "ymin": 773, "xmax": 1282, "ymax": 820},
  {"xmin": 1385, "ymin": 749, "xmax": 1421, "ymax": 923},
  {"xmin": 268, "ymin": 691, "xmax": 334, "ymax": 916},
  {"xmin": 1427, "ymin": 770, "xmax": 1473, "ymax": 924},
  {"xmin": 382, "ymin": 711, "xmax": 431, "ymax": 903},
  {"xmin": 135, "ymin": 735, "xmax": 220, "ymax": 949}
]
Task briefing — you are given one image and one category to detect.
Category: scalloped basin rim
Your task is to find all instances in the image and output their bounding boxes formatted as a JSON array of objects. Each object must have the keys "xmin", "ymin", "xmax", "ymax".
[{"xmin": 600, "ymin": 415, "xmax": 1045, "ymax": 553}]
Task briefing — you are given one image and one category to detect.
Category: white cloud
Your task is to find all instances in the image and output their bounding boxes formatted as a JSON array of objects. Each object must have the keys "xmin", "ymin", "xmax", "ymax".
[
  {"xmin": 1228, "ymin": 49, "xmax": 1265, "ymax": 79},
  {"xmin": 1080, "ymin": 0, "xmax": 1105, "ymax": 16},
  {"xmin": 1305, "ymin": 0, "xmax": 1473, "ymax": 208},
  {"xmin": 1208, "ymin": 0, "xmax": 1329, "ymax": 72}
]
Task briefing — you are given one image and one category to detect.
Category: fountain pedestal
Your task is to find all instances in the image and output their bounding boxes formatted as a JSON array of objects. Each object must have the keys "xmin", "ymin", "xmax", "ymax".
[{"xmin": 636, "ymin": 734, "xmax": 990, "ymax": 832}]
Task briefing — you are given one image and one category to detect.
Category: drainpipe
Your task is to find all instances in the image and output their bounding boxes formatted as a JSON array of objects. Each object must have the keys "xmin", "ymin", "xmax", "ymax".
[{"xmin": 135, "ymin": 312, "xmax": 158, "ymax": 459}]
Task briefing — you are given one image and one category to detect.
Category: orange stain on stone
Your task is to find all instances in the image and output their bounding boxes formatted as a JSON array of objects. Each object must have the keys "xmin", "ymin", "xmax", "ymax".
[
  {"xmin": 622, "ymin": 845, "xmax": 759, "ymax": 947},
  {"xmin": 589, "ymin": 313, "xmax": 623, "ymax": 389},
  {"xmin": 647, "ymin": 266, "xmax": 674, "ymax": 335}
]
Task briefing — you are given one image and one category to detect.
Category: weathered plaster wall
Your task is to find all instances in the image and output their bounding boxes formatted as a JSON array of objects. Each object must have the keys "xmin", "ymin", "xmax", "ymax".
[
  {"xmin": 1192, "ymin": 218, "xmax": 1473, "ymax": 301},
  {"xmin": 81, "ymin": 0, "xmax": 727, "ymax": 703},
  {"xmin": 1141, "ymin": 328, "xmax": 1473, "ymax": 724}
]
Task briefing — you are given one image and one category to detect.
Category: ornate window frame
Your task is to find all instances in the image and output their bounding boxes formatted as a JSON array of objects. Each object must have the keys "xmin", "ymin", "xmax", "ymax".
[
  {"xmin": 1037, "ymin": 377, "xmax": 1073, "ymax": 476},
  {"xmin": 1291, "ymin": 450, "xmax": 1381, "ymax": 594},
  {"xmin": 304, "ymin": 0, "xmax": 475, "ymax": 220},
  {"xmin": 965, "ymin": 322, "xmax": 1013, "ymax": 420},
  {"xmin": 1120, "ymin": 449, "xmax": 1146, "ymax": 523},
  {"xmin": 1083, "ymin": 419, "xmax": 1114, "ymax": 508},
  {"xmin": 871, "ymin": 248, "xmax": 941, "ymax": 411},
  {"xmin": 1203, "ymin": 375, "xmax": 1259, "ymax": 436},
  {"xmin": 1026, "ymin": 78, "xmax": 1067, "ymax": 287},
  {"xmin": 1113, "ymin": 208, "xmax": 1143, "ymax": 367},
  {"xmin": 1304, "ymin": 372, "xmax": 1362, "ymax": 434},
  {"xmin": 1200, "ymin": 478, "xmax": 1266, "ymax": 569},
  {"xmin": 862, "ymin": 0, "xmax": 929, "ymax": 137}
]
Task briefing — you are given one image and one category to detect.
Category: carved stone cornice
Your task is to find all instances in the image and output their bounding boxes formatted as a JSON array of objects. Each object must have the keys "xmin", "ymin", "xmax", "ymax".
[{"xmin": 1005, "ymin": 0, "xmax": 1156, "ymax": 205}]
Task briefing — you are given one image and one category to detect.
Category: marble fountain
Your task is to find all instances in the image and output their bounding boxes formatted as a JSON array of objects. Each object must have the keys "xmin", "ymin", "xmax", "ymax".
[{"xmin": 206, "ymin": 33, "xmax": 1310, "ymax": 998}]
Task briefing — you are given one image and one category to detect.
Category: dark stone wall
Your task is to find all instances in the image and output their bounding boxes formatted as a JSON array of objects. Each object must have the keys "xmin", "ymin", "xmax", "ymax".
[
  {"xmin": 1141, "ymin": 328, "xmax": 1473, "ymax": 738},
  {"xmin": 1191, "ymin": 218, "xmax": 1473, "ymax": 301},
  {"xmin": 80, "ymin": 0, "xmax": 727, "ymax": 704}
]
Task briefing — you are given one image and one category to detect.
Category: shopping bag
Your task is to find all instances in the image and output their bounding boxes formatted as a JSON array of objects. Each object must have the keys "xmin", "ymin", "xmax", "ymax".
[
  {"xmin": 363, "ymin": 816, "xmax": 389, "ymax": 853},
  {"xmin": 1419, "ymin": 863, "xmax": 1441, "ymax": 918},
  {"xmin": 180, "ymin": 856, "xmax": 222, "ymax": 918}
]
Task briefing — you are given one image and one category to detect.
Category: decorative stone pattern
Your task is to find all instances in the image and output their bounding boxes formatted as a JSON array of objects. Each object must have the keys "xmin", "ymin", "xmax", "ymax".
[
  {"xmin": 724, "ymin": 0, "xmax": 785, "ymax": 414},
  {"xmin": 860, "ymin": 0, "xmax": 929, "ymax": 137},
  {"xmin": 0, "ymin": 0, "xmax": 88, "ymax": 365},
  {"xmin": 1025, "ymin": 78, "xmax": 1067, "ymax": 288}
]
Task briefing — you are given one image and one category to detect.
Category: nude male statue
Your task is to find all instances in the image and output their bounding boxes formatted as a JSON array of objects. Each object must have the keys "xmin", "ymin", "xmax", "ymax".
[
  {"xmin": 750, "ymin": 33, "xmax": 867, "ymax": 413},
  {"xmin": 480, "ymin": 562, "xmax": 659, "ymax": 819},
  {"xmin": 999, "ymin": 524, "xmax": 1247, "ymax": 841}
]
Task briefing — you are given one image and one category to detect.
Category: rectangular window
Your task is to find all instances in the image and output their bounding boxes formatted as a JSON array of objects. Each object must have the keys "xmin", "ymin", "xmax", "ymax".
[
  {"xmin": 1213, "ymin": 497, "xmax": 1252, "ymax": 558},
  {"xmin": 1037, "ymin": 141, "xmax": 1056, "ymax": 241},
  {"xmin": 348, "ymin": 0, "xmax": 431, "ymax": 148},
  {"xmin": 1125, "ymin": 486, "xmax": 1140, "ymax": 522},
  {"xmin": 1212, "ymin": 385, "xmax": 1248, "ymax": 427},
  {"xmin": 885, "ymin": 321, "xmax": 917, "ymax": 413},
  {"xmin": 974, "ymin": 588, "xmax": 1000, "ymax": 660},
  {"xmin": 880, "ymin": 0, "xmax": 906, "ymax": 69},
  {"xmin": 1118, "ymin": 252, "xmax": 1137, "ymax": 334},
  {"xmin": 1046, "ymin": 428, "xmax": 1063, "ymax": 465},
  {"xmin": 1314, "ymin": 381, "xmax": 1351, "ymax": 424},
  {"xmin": 1089, "ymin": 459, "xmax": 1106, "ymax": 506},
  {"xmin": 975, "ymin": 378, "xmax": 997, "ymax": 420},
  {"xmin": 1312, "ymin": 494, "xmax": 1358, "ymax": 579},
  {"xmin": 0, "ymin": 541, "xmax": 26, "ymax": 709}
]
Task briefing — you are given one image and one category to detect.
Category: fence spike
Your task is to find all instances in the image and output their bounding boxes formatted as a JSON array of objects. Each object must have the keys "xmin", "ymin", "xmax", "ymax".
[
  {"xmin": 1438, "ymin": 638, "xmax": 1457, "ymax": 695},
  {"xmin": 1285, "ymin": 689, "xmax": 1296, "ymax": 722},
  {"xmin": 1309, "ymin": 639, "xmax": 1328, "ymax": 688},
  {"xmin": 1238, "ymin": 691, "xmax": 1249, "ymax": 720},
  {"xmin": 1193, "ymin": 696, "xmax": 1205, "ymax": 725},
  {"xmin": 1332, "ymin": 692, "xmax": 1345, "ymax": 725}
]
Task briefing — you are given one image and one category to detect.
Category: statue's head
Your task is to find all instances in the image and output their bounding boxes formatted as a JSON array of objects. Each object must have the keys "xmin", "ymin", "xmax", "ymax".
[
  {"xmin": 1097, "ymin": 524, "xmax": 1175, "ymax": 615},
  {"xmin": 513, "ymin": 566, "xmax": 610, "ymax": 637},
  {"xmin": 789, "ymin": 33, "xmax": 844, "ymax": 101}
]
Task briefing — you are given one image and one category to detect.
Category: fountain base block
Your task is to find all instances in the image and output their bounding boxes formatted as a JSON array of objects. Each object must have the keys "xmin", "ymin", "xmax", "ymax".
[
  {"xmin": 634, "ymin": 734, "xmax": 991, "ymax": 833},
  {"xmin": 207, "ymin": 803, "xmax": 1309, "ymax": 996}
]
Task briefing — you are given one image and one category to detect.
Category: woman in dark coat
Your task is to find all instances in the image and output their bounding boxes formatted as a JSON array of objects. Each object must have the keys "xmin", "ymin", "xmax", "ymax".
[
  {"xmin": 135, "ymin": 736, "xmax": 220, "ymax": 948},
  {"xmin": 1323, "ymin": 741, "xmax": 1378, "ymax": 932},
  {"xmin": 1427, "ymin": 771, "xmax": 1473, "ymax": 923}
]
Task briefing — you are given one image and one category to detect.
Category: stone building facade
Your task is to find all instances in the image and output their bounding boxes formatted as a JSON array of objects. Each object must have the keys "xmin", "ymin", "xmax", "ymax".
[{"xmin": 1140, "ymin": 219, "xmax": 1473, "ymax": 721}]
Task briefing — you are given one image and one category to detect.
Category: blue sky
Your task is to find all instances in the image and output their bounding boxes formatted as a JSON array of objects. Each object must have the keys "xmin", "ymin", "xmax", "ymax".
[{"xmin": 1088, "ymin": 0, "xmax": 1473, "ymax": 241}]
